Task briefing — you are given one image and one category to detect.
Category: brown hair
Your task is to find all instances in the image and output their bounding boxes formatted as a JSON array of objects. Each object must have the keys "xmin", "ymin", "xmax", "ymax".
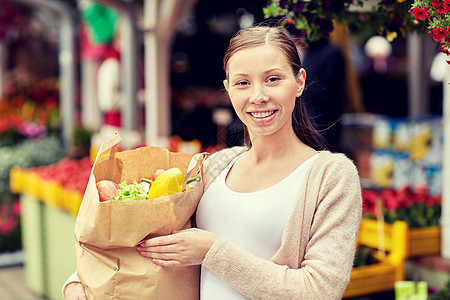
[{"xmin": 223, "ymin": 26, "xmax": 326, "ymax": 150}]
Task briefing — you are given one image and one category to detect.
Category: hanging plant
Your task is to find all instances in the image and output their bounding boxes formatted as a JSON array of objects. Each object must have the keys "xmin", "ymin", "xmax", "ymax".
[
  {"xmin": 410, "ymin": 0, "xmax": 450, "ymax": 63},
  {"xmin": 263, "ymin": 0, "xmax": 428, "ymax": 43}
]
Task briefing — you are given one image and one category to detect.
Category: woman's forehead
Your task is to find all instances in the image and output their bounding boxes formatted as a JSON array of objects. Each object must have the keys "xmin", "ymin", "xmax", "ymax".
[{"xmin": 227, "ymin": 44, "xmax": 289, "ymax": 72}]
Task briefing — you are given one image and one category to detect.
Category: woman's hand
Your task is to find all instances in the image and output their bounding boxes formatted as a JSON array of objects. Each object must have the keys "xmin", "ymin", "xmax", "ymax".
[
  {"xmin": 138, "ymin": 228, "xmax": 218, "ymax": 267},
  {"xmin": 63, "ymin": 282, "xmax": 87, "ymax": 300}
]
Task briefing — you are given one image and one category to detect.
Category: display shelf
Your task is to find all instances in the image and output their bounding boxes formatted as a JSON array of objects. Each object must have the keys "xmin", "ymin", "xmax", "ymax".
[
  {"xmin": 20, "ymin": 194, "xmax": 46, "ymax": 297},
  {"xmin": 43, "ymin": 203, "xmax": 77, "ymax": 300},
  {"xmin": 20, "ymin": 194, "xmax": 77, "ymax": 300},
  {"xmin": 10, "ymin": 167, "xmax": 83, "ymax": 217}
]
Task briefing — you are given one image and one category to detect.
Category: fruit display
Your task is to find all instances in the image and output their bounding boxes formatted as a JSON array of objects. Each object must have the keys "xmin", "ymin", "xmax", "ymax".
[{"xmin": 10, "ymin": 157, "xmax": 92, "ymax": 216}]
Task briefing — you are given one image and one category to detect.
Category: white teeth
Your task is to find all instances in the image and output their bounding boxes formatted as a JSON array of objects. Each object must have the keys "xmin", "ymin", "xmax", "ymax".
[{"xmin": 250, "ymin": 110, "xmax": 276, "ymax": 118}]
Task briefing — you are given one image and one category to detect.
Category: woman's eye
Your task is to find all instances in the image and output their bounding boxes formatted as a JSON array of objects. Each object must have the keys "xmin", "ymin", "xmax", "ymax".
[
  {"xmin": 267, "ymin": 76, "xmax": 281, "ymax": 83},
  {"xmin": 235, "ymin": 81, "xmax": 249, "ymax": 86}
]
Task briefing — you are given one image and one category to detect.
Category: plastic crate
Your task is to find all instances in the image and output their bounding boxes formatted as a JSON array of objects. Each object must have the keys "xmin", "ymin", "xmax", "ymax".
[
  {"xmin": 343, "ymin": 220, "xmax": 408, "ymax": 298},
  {"xmin": 408, "ymin": 226, "xmax": 441, "ymax": 257},
  {"xmin": 344, "ymin": 262, "xmax": 403, "ymax": 298},
  {"xmin": 359, "ymin": 218, "xmax": 440, "ymax": 258}
]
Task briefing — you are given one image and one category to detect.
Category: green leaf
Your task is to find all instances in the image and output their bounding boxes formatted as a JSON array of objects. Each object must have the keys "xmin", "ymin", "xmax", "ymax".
[{"xmin": 114, "ymin": 181, "xmax": 150, "ymax": 201}]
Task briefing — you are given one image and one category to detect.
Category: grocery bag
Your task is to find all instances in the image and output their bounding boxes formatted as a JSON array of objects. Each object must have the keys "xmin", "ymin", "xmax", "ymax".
[{"xmin": 74, "ymin": 133, "xmax": 206, "ymax": 299}]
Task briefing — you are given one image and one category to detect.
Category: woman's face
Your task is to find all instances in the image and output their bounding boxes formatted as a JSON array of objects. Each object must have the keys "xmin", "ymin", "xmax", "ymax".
[{"xmin": 224, "ymin": 44, "xmax": 306, "ymax": 140}]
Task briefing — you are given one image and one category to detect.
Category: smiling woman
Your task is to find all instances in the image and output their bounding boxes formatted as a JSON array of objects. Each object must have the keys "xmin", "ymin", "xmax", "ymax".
[
  {"xmin": 63, "ymin": 26, "xmax": 362, "ymax": 300},
  {"xmin": 140, "ymin": 26, "xmax": 362, "ymax": 300}
]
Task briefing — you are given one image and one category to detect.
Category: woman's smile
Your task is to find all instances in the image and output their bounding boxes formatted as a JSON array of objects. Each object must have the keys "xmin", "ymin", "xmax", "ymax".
[{"xmin": 248, "ymin": 110, "xmax": 277, "ymax": 118}]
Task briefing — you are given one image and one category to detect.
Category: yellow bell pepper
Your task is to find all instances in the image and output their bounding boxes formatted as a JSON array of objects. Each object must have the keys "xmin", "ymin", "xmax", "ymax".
[{"xmin": 147, "ymin": 167, "xmax": 199, "ymax": 199}]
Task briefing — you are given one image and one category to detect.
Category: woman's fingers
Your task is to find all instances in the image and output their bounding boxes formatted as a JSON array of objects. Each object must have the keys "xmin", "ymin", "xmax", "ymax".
[
  {"xmin": 151, "ymin": 258, "xmax": 182, "ymax": 267},
  {"xmin": 136, "ymin": 228, "xmax": 219, "ymax": 266},
  {"xmin": 63, "ymin": 282, "xmax": 87, "ymax": 300},
  {"xmin": 140, "ymin": 249, "xmax": 179, "ymax": 259}
]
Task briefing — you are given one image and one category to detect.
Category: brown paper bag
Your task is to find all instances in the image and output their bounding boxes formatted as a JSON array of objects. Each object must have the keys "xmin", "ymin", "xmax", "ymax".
[{"xmin": 74, "ymin": 133, "xmax": 206, "ymax": 299}]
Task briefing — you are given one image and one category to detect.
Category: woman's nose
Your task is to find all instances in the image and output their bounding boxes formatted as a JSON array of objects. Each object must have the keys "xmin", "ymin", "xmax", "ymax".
[{"xmin": 249, "ymin": 90, "xmax": 269, "ymax": 104}]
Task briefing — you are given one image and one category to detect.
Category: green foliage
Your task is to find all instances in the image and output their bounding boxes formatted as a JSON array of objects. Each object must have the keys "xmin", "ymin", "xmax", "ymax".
[
  {"xmin": 353, "ymin": 245, "xmax": 378, "ymax": 268},
  {"xmin": 73, "ymin": 126, "xmax": 94, "ymax": 149},
  {"xmin": 384, "ymin": 203, "xmax": 441, "ymax": 228},
  {"xmin": 430, "ymin": 278, "xmax": 450, "ymax": 300},
  {"xmin": 0, "ymin": 136, "xmax": 66, "ymax": 205},
  {"xmin": 263, "ymin": 0, "xmax": 428, "ymax": 45}
]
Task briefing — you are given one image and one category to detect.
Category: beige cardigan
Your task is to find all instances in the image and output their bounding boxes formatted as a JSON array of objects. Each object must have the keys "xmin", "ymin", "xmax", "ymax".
[{"xmin": 200, "ymin": 147, "xmax": 362, "ymax": 300}]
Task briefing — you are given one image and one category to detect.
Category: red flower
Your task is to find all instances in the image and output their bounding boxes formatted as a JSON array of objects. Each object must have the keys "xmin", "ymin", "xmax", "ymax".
[
  {"xmin": 410, "ymin": 7, "xmax": 429, "ymax": 20},
  {"xmin": 361, "ymin": 189, "xmax": 379, "ymax": 216},
  {"xmin": 439, "ymin": 46, "xmax": 450, "ymax": 55},
  {"xmin": 444, "ymin": 0, "xmax": 450, "ymax": 12},
  {"xmin": 0, "ymin": 203, "xmax": 19, "ymax": 236},
  {"xmin": 381, "ymin": 188, "xmax": 400, "ymax": 212},
  {"xmin": 430, "ymin": 27, "xmax": 447, "ymax": 42},
  {"xmin": 286, "ymin": 19, "xmax": 295, "ymax": 25},
  {"xmin": 432, "ymin": 0, "xmax": 449, "ymax": 13}
]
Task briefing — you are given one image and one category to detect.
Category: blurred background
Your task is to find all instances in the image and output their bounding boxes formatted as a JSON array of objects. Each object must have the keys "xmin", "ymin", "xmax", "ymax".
[{"xmin": 0, "ymin": 0, "xmax": 449, "ymax": 299}]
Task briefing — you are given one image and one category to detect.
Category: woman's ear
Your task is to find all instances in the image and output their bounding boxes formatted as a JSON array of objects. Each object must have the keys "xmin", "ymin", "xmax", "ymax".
[
  {"xmin": 223, "ymin": 79, "xmax": 229, "ymax": 92},
  {"xmin": 296, "ymin": 68, "xmax": 306, "ymax": 97}
]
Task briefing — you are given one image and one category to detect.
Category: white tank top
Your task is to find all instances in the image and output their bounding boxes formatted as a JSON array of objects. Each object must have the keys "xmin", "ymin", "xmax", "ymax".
[{"xmin": 196, "ymin": 153, "xmax": 318, "ymax": 299}]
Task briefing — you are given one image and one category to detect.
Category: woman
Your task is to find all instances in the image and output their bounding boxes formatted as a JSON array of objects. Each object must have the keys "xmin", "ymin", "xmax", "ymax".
[{"xmin": 64, "ymin": 26, "xmax": 362, "ymax": 299}]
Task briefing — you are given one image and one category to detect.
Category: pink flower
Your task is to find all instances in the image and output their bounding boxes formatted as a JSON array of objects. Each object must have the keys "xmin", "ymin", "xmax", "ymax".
[
  {"xmin": 0, "ymin": 203, "xmax": 20, "ymax": 236},
  {"xmin": 17, "ymin": 121, "xmax": 47, "ymax": 138},
  {"xmin": 12, "ymin": 201, "xmax": 21, "ymax": 217},
  {"xmin": 0, "ymin": 216, "xmax": 18, "ymax": 235}
]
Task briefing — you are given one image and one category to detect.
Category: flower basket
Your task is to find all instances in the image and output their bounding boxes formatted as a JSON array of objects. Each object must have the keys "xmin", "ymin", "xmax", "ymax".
[
  {"xmin": 362, "ymin": 187, "xmax": 441, "ymax": 257},
  {"xmin": 343, "ymin": 220, "xmax": 408, "ymax": 298}
]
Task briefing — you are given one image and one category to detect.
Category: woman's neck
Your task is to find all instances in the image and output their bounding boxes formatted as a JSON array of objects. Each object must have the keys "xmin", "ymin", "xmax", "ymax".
[{"xmin": 248, "ymin": 129, "xmax": 312, "ymax": 164}]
